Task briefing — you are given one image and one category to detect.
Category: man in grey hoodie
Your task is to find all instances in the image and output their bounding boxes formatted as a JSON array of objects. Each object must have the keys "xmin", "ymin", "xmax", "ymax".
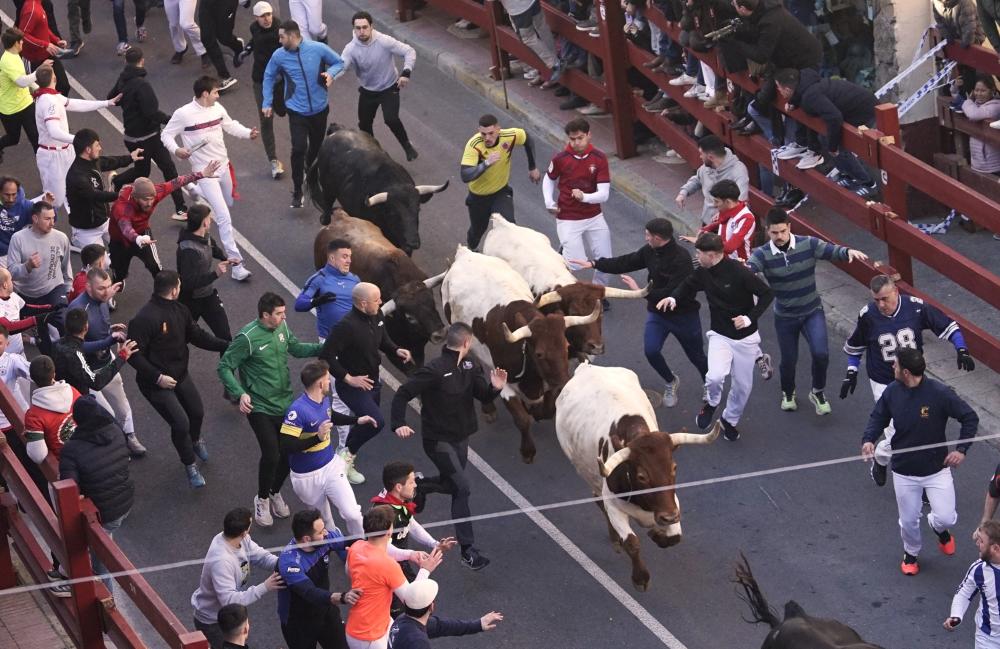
[
  {"xmin": 339, "ymin": 12, "xmax": 418, "ymax": 161},
  {"xmin": 674, "ymin": 135, "xmax": 749, "ymax": 225},
  {"xmin": 191, "ymin": 507, "xmax": 284, "ymax": 649}
]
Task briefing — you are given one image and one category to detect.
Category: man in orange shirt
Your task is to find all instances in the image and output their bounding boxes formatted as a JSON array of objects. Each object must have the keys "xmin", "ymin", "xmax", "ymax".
[{"xmin": 346, "ymin": 505, "xmax": 444, "ymax": 649}]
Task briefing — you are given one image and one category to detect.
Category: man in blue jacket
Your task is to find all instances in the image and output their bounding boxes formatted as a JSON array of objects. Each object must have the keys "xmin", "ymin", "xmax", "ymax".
[
  {"xmin": 387, "ymin": 578, "xmax": 502, "ymax": 648},
  {"xmin": 262, "ymin": 20, "xmax": 344, "ymax": 209},
  {"xmin": 0, "ymin": 177, "xmax": 50, "ymax": 266},
  {"xmin": 294, "ymin": 238, "xmax": 358, "ymax": 342}
]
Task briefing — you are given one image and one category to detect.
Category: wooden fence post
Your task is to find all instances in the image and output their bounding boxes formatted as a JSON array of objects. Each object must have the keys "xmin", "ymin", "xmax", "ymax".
[
  {"xmin": 874, "ymin": 104, "xmax": 914, "ymax": 285},
  {"xmin": 53, "ymin": 480, "xmax": 105, "ymax": 649},
  {"xmin": 595, "ymin": 0, "xmax": 636, "ymax": 158},
  {"xmin": 0, "ymin": 493, "xmax": 17, "ymax": 589}
]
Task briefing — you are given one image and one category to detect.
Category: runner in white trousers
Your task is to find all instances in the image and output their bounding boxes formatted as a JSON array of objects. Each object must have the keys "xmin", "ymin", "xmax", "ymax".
[
  {"xmin": 164, "ymin": 0, "xmax": 208, "ymax": 60},
  {"xmin": 289, "ymin": 0, "xmax": 328, "ymax": 41}
]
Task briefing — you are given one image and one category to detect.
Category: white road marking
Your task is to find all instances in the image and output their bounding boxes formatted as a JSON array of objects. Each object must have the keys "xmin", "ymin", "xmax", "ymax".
[{"xmin": 46, "ymin": 46, "xmax": 687, "ymax": 648}]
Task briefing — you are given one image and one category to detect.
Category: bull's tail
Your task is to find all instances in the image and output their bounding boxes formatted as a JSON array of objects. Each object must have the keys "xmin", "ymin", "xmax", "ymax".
[{"xmin": 732, "ymin": 553, "xmax": 781, "ymax": 629}]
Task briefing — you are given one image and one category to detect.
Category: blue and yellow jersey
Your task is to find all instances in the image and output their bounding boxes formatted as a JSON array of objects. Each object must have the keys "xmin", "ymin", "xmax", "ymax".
[{"xmin": 281, "ymin": 393, "xmax": 335, "ymax": 474}]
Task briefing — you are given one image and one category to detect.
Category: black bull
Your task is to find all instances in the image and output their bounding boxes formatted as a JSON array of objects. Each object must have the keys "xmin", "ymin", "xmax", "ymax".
[{"xmin": 305, "ymin": 124, "xmax": 447, "ymax": 255}]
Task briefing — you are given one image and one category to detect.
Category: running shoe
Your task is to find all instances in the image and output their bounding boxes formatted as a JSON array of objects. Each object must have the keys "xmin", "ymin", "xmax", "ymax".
[
  {"xmin": 116, "ymin": 42, "xmax": 130, "ymax": 56},
  {"xmin": 870, "ymin": 460, "xmax": 887, "ymax": 487},
  {"xmin": 254, "ymin": 495, "xmax": 273, "ymax": 526},
  {"xmin": 900, "ymin": 553, "xmax": 919, "ymax": 575},
  {"xmin": 461, "ymin": 547, "xmax": 490, "ymax": 571},
  {"xmin": 936, "ymin": 529, "xmax": 956, "ymax": 556},
  {"xmin": 136, "ymin": 26, "xmax": 148, "ymax": 42},
  {"xmin": 290, "ymin": 192, "xmax": 304, "ymax": 209},
  {"xmin": 695, "ymin": 402, "xmax": 716, "ymax": 430},
  {"xmin": 780, "ymin": 391, "xmax": 797, "ymax": 411},
  {"xmin": 668, "ymin": 73, "xmax": 697, "ymax": 86},
  {"xmin": 663, "ymin": 376, "xmax": 680, "ymax": 408},
  {"xmin": 230, "ymin": 264, "xmax": 252, "ymax": 281},
  {"xmin": 774, "ymin": 144, "xmax": 808, "ymax": 160},
  {"xmin": 270, "ymin": 492, "xmax": 291, "ymax": 519},
  {"xmin": 340, "ymin": 447, "xmax": 365, "ymax": 485},
  {"xmin": 795, "ymin": 151, "xmax": 824, "ymax": 170},
  {"xmin": 186, "ymin": 464, "xmax": 206, "ymax": 488},
  {"xmin": 47, "ymin": 570, "xmax": 72, "ymax": 598},
  {"xmin": 808, "ymin": 390, "xmax": 832, "ymax": 415},
  {"xmin": 756, "ymin": 353, "xmax": 773, "ymax": 380},
  {"xmin": 193, "ymin": 438, "xmax": 209, "ymax": 462},
  {"xmin": 172, "ymin": 209, "xmax": 188, "ymax": 221},
  {"xmin": 125, "ymin": 433, "xmax": 147, "ymax": 458},
  {"xmin": 270, "ymin": 159, "xmax": 285, "ymax": 179},
  {"xmin": 219, "ymin": 77, "xmax": 238, "ymax": 92},
  {"xmin": 721, "ymin": 419, "xmax": 740, "ymax": 441}
]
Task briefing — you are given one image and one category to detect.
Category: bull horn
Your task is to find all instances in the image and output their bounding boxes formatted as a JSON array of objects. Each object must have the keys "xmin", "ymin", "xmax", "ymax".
[
  {"xmin": 366, "ymin": 192, "xmax": 389, "ymax": 206},
  {"xmin": 599, "ymin": 447, "xmax": 631, "ymax": 478},
  {"xmin": 564, "ymin": 303, "xmax": 601, "ymax": 328},
  {"xmin": 603, "ymin": 283, "xmax": 650, "ymax": 299},
  {"xmin": 502, "ymin": 322, "xmax": 533, "ymax": 343},
  {"xmin": 415, "ymin": 180, "xmax": 449, "ymax": 195},
  {"xmin": 380, "ymin": 299, "xmax": 397, "ymax": 315},
  {"xmin": 423, "ymin": 271, "xmax": 446, "ymax": 288},
  {"xmin": 669, "ymin": 420, "xmax": 721, "ymax": 446},
  {"xmin": 536, "ymin": 290, "xmax": 562, "ymax": 308}
]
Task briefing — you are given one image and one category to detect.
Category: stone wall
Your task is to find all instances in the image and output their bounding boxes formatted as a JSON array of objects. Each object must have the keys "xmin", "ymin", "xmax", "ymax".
[{"xmin": 873, "ymin": 0, "xmax": 935, "ymax": 123}]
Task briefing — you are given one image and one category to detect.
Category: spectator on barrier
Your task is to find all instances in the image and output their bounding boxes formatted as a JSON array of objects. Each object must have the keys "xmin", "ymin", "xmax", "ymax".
[
  {"xmin": 680, "ymin": 179, "xmax": 756, "ymax": 262},
  {"xmin": 218, "ymin": 604, "xmax": 251, "ymax": 648},
  {"xmin": 675, "ymin": 135, "xmax": 749, "ymax": 225},
  {"xmin": 979, "ymin": 0, "xmax": 1000, "ymax": 61},
  {"xmin": 623, "ymin": 0, "xmax": 660, "ymax": 103},
  {"xmin": 959, "ymin": 75, "xmax": 1000, "ymax": 174},
  {"xmin": 774, "ymin": 67, "xmax": 879, "ymax": 198},
  {"xmin": 933, "ymin": 0, "xmax": 984, "ymax": 110},
  {"xmin": 669, "ymin": 0, "xmax": 736, "ymax": 111},
  {"xmin": 499, "ymin": 0, "xmax": 562, "ymax": 89}
]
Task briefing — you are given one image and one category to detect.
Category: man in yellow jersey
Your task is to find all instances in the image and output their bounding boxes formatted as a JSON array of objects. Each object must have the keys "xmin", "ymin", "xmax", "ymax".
[
  {"xmin": 459, "ymin": 113, "xmax": 540, "ymax": 249},
  {"xmin": 0, "ymin": 28, "xmax": 47, "ymax": 162}
]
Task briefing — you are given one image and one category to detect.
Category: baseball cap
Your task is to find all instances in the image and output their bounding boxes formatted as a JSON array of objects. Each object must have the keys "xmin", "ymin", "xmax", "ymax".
[
  {"xmin": 402, "ymin": 579, "xmax": 438, "ymax": 609},
  {"xmin": 252, "ymin": 1, "xmax": 273, "ymax": 16}
]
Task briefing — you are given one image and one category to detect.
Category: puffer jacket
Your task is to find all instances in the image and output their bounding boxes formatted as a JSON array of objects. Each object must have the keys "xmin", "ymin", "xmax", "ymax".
[
  {"xmin": 58, "ymin": 395, "xmax": 134, "ymax": 523},
  {"xmin": 934, "ymin": 0, "xmax": 984, "ymax": 47},
  {"xmin": 680, "ymin": 0, "xmax": 736, "ymax": 52},
  {"xmin": 979, "ymin": 0, "xmax": 1000, "ymax": 52},
  {"xmin": 731, "ymin": 0, "xmax": 821, "ymax": 70},
  {"xmin": 961, "ymin": 97, "xmax": 1000, "ymax": 172}
]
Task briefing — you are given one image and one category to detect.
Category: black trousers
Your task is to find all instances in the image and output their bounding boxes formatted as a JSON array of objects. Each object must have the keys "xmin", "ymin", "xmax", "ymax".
[
  {"xmin": 109, "ymin": 237, "xmax": 160, "ymax": 283},
  {"xmin": 198, "ymin": 0, "xmax": 241, "ymax": 79},
  {"xmin": 0, "ymin": 102, "xmax": 39, "ymax": 152},
  {"xmin": 138, "ymin": 374, "xmax": 204, "ymax": 466},
  {"xmin": 357, "ymin": 84, "xmax": 410, "ymax": 149},
  {"xmin": 20, "ymin": 285, "xmax": 67, "ymax": 356},
  {"xmin": 288, "ymin": 107, "xmax": 329, "ymax": 195},
  {"xmin": 113, "ymin": 134, "xmax": 186, "ymax": 212},
  {"xmin": 183, "ymin": 292, "xmax": 231, "ymax": 341},
  {"xmin": 420, "ymin": 437, "xmax": 474, "ymax": 547},
  {"xmin": 281, "ymin": 609, "xmax": 346, "ymax": 649},
  {"xmin": 465, "ymin": 186, "xmax": 514, "ymax": 249},
  {"xmin": 248, "ymin": 412, "xmax": 288, "ymax": 499}
]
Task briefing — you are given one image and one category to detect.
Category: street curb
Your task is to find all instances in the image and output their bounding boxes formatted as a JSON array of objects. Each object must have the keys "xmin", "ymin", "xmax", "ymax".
[{"xmin": 354, "ymin": 1, "xmax": 999, "ymax": 447}]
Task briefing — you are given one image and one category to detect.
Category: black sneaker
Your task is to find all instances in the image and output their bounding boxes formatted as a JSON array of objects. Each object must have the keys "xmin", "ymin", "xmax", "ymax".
[
  {"xmin": 721, "ymin": 419, "xmax": 740, "ymax": 441},
  {"xmin": 461, "ymin": 547, "xmax": 490, "ymax": 571},
  {"xmin": 554, "ymin": 85, "xmax": 570, "ymax": 97},
  {"xmin": 403, "ymin": 144, "xmax": 419, "ymax": 161},
  {"xmin": 47, "ymin": 569, "xmax": 72, "ymax": 598},
  {"xmin": 291, "ymin": 192, "xmax": 304, "ymax": 209},
  {"xmin": 774, "ymin": 187, "xmax": 805, "ymax": 208},
  {"xmin": 755, "ymin": 353, "xmax": 773, "ymax": 380},
  {"xmin": 201, "ymin": 53, "xmax": 212, "ymax": 69},
  {"xmin": 170, "ymin": 46, "xmax": 187, "ymax": 64},
  {"xmin": 695, "ymin": 402, "xmax": 716, "ymax": 430},
  {"xmin": 870, "ymin": 460, "xmax": 887, "ymax": 487},
  {"xmin": 560, "ymin": 96, "xmax": 588, "ymax": 111}
]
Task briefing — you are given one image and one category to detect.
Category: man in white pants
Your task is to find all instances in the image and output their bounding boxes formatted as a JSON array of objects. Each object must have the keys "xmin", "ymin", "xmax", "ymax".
[
  {"xmin": 945, "ymin": 520, "xmax": 1000, "ymax": 648},
  {"xmin": 165, "ymin": 0, "xmax": 209, "ymax": 65},
  {"xmin": 661, "ymin": 232, "xmax": 773, "ymax": 442},
  {"xmin": 542, "ymin": 117, "xmax": 613, "ymax": 294},
  {"xmin": 288, "ymin": 0, "xmax": 327, "ymax": 41},
  {"xmin": 861, "ymin": 348, "xmax": 978, "ymax": 576},
  {"xmin": 162, "ymin": 75, "xmax": 258, "ymax": 281},
  {"xmin": 33, "ymin": 66, "xmax": 118, "ymax": 214},
  {"xmin": 280, "ymin": 360, "xmax": 374, "ymax": 537}
]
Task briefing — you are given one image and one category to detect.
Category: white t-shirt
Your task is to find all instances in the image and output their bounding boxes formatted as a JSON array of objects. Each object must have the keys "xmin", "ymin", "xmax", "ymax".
[{"xmin": 0, "ymin": 351, "xmax": 29, "ymax": 430}]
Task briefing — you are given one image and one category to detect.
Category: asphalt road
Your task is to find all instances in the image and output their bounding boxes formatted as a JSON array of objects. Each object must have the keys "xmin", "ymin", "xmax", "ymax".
[{"xmin": 1, "ymin": 2, "xmax": 997, "ymax": 648}]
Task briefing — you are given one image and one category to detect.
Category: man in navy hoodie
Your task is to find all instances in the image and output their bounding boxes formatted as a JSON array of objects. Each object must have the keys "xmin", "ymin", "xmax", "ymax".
[{"xmin": 387, "ymin": 578, "xmax": 501, "ymax": 648}]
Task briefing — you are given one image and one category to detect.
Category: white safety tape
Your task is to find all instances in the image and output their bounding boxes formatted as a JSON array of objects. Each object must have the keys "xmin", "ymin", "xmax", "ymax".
[
  {"xmin": 897, "ymin": 61, "xmax": 956, "ymax": 117},
  {"xmin": 770, "ymin": 146, "xmax": 779, "ymax": 176},
  {"xmin": 876, "ymin": 37, "xmax": 949, "ymax": 99}
]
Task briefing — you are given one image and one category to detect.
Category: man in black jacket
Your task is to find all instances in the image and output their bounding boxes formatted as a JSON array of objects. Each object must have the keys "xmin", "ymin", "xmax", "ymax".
[
  {"xmin": 53, "ymin": 307, "xmax": 136, "ymax": 396},
  {"xmin": 662, "ymin": 232, "xmax": 773, "ymax": 441},
  {"xmin": 177, "ymin": 204, "xmax": 236, "ymax": 341},
  {"xmin": 571, "ymin": 217, "xmax": 705, "ymax": 409},
  {"xmin": 236, "ymin": 2, "xmax": 285, "ymax": 179},
  {"xmin": 65, "ymin": 128, "xmax": 141, "ymax": 252},
  {"xmin": 390, "ymin": 322, "xmax": 505, "ymax": 571},
  {"xmin": 59, "ymin": 394, "xmax": 134, "ymax": 592},
  {"xmin": 319, "ymin": 282, "xmax": 410, "ymax": 485},
  {"xmin": 387, "ymin": 578, "xmax": 502, "ymax": 648},
  {"xmin": 127, "ymin": 270, "xmax": 229, "ymax": 487},
  {"xmin": 107, "ymin": 48, "xmax": 188, "ymax": 220}
]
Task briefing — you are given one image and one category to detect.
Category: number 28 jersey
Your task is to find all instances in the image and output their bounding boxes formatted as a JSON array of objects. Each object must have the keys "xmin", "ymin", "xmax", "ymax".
[{"xmin": 844, "ymin": 294, "xmax": 958, "ymax": 385}]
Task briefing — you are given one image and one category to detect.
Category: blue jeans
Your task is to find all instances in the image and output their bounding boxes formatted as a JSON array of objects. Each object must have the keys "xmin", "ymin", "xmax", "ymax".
[
  {"xmin": 91, "ymin": 510, "xmax": 129, "ymax": 593},
  {"xmin": 748, "ymin": 101, "xmax": 798, "ymax": 147},
  {"xmin": 336, "ymin": 380, "xmax": 384, "ymax": 455},
  {"xmin": 112, "ymin": 0, "xmax": 146, "ymax": 43},
  {"xmin": 820, "ymin": 117, "xmax": 876, "ymax": 185},
  {"xmin": 643, "ymin": 309, "xmax": 708, "ymax": 384},
  {"xmin": 773, "ymin": 309, "xmax": 829, "ymax": 395}
]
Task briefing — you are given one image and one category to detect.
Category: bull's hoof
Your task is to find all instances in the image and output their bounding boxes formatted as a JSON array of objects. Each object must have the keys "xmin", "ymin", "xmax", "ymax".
[
  {"xmin": 632, "ymin": 573, "xmax": 651, "ymax": 592},
  {"xmin": 610, "ymin": 539, "xmax": 623, "ymax": 554},
  {"xmin": 520, "ymin": 450, "xmax": 536, "ymax": 464},
  {"xmin": 648, "ymin": 530, "xmax": 682, "ymax": 548}
]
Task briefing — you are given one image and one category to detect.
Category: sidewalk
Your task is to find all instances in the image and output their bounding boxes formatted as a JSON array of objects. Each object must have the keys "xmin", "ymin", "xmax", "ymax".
[
  {"xmin": 0, "ymin": 549, "xmax": 75, "ymax": 649},
  {"xmin": 351, "ymin": 0, "xmax": 1000, "ymax": 441}
]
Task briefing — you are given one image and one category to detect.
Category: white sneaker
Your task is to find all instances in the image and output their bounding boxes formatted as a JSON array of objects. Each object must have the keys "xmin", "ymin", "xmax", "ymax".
[
  {"xmin": 270, "ymin": 159, "xmax": 285, "ymax": 179},
  {"xmin": 524, "ymin": 68, "xmax": 540, "ymax": 80},
  {"xmin": 795, "ymin": 151, "xmax": 824, "ymax": 169},
  {"xmin": 683, "ymin": 84, "xmax": 705, "ymax": 98},
  {"xmin": 775, "ymin": 144, "xmax": 808, "ymax": 160},
  {"xmin": 990, "ymin": 118, "xmax": 1000, "ymax": 129},
  {"xmin": 697, "ymin": 91, "xmax": 712, "ymax": 102},
  {"xmin": 230, "ymin": 264, "xmax": 252, "ymax": 281},
  {"xmin": 653, "ymin": 150, "xmax": 686, "ymax": 165},
  {"xmin": 219, "ymin": 77, "xmax": 238, "ymax": 92},
  {"xmin": 668, "ymin": 73, "xmax": 697, "ymax": 86},
  {"xmin": 663, "ymin": 376, "xmax": 680, "ymax": 408},
  {"xmin": 254, "ymin": 495, "xmax": 273, "ymax": 527},
  {"xmin": 454, "ymin": 18, "xmax": 472, "ymax": 28},
  {"xmin": 171, "ymin": 209, "xmax": 188, "ymax": 221},
  {"xmin": 270, "ymin": 492, "xmax": 290, "ymax": 518},
  {"xmin": 339, "ymin": 447, "xmax": 365, "ymax": 485}
]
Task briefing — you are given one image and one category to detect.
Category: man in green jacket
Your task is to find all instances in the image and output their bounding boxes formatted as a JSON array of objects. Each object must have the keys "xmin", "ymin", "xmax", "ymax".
[{"xmin": 218, "ymin": 291, "xmax": 322, "ymax": 527}]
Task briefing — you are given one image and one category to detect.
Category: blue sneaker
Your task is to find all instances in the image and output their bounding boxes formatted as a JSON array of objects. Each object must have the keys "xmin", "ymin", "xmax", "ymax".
[
  {"xmin": 193, "ymin": 439, "xmax": 209, "ymax": 462},
  {"xmin": 186, "ymin": 464, "xmax": 206, "ymax": 488}
]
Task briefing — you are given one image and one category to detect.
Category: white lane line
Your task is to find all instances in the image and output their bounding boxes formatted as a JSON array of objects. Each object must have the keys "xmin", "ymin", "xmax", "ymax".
[{"xmin": 53, "ymin": 52, "xmax": 686, "ymax": 648}]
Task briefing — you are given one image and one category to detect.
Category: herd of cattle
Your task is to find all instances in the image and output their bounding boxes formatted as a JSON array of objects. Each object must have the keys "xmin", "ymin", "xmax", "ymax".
[{"xmin": 306, "ymin": 127, "xmax": 884, "ymax": 647}]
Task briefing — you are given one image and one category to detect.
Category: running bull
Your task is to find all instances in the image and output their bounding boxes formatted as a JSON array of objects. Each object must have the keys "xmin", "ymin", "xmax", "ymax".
[
  {"xmin": 555, "ymin": 364, "xmax": 719, "ymax": 591},
  {"xmin": 442, "ymin": 245, "xmax": 599, "ymax": 463},
  {"xmin": 306, "ymin": 124, "xmax": 448, "ymax": 254},
  {"xmin": 313, "ymin": 209, "xmax": 446, "ymax": 369}
]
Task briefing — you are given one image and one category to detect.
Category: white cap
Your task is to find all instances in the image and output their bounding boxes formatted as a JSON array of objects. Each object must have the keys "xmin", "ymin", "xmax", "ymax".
[
  {"xmin": 252, "ymin": 1, "xmax": 273, "ymax": 16},
  {"xmin": 401, "ymin": 579, "xmax": 438, "ymax": 609}
]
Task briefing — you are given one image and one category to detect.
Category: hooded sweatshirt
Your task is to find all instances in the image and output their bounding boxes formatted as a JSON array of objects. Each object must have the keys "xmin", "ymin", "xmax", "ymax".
[
  {"xmin": 25, "ymin": 381, "xmax": 80, "ymax": 463},
  {"xmin": 191, "ymin": 531, "xmax": 278, "ymax": 625},
  {"xmin": 340, "ymin": 30, "xmax": 416, "ymax": 93},
  {"xmin": 107, "ymin": 64, "xmax": 171, "ymax": 140},
  {"xmin": 58, "ymin": 395, "xmax": 134, "ymax": 522},
  {"xmin": 679, "ymin": 148, "xmax": 750, "ymax": 225}
]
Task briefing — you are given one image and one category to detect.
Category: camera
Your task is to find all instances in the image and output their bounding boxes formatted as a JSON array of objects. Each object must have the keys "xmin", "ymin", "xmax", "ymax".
[{"xmin": 704, "ymin": 18, "xmax": 743, "ymax": 41}]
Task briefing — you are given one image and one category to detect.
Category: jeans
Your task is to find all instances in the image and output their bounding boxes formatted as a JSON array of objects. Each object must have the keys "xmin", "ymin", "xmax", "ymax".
[
  {"xmin": 113, "ymin": 133, "xmax": 185, "ymax": 212},
  {"xmin": 91, "ymin": 510, "xmax": 129, "ymax": 593},
  {"xmin": 748, "ymin": 101, "xmax": 798, "ymax": 147},
  {"xmin": 111, "ymin": 0, "xmax": 147, "ymax": 43},
  {"xmin": 288, "ymin": 107, "xmax": 329, "ymax": 195},
  {"xmin": 643, "ymin": 309, "xmax": 708, "ymax": 384},
  {"xmin": 420, "ymin": 438, "xmax": 474, "ymax": 547},
  {"xmin": 822, "ymin": 119, "xmax": 877, "ymax": 185},
  {"xmin": 357, "ymin": 85, "xmax": 410, "ymax": 149},
  {"xmin": 773, "ymin": 308, "xmax": 829, "ymax": 395},
  {"xmin": 465, "ymin": 187, "xmax": 514, "ymax": 248},
  {"xmin": 138, "ymin": 374, "xmax": 204, "ymax": 466},
  {"xmin": 252, "ymin": 81, "xmax": 278, "ymax": 161},
  {"xmin": 336, "ymin": 380, "xmax": 384, "ymax": 455}
]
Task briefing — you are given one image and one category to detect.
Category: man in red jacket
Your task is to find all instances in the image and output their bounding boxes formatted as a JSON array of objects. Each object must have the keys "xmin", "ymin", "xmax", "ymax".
[
  {"xmin": 109, "ymin": 160, "xmax": 220, "ymax": 284},
  {"xmin": 16, "ymin": 0, "xmax": 71, "ymax": 95}
]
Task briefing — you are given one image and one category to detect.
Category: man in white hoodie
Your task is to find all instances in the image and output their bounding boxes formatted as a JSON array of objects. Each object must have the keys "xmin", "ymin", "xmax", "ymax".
[
  {"xmin": 162, "ymin": 75, "xmax": 258, "ymax": 282},
  {"xmin": 191, "ymin": 506, "xmax": 284, "ymax": 649},
  {"xmin": 32, "ymin": 66, "xmax": 119, "ymax": 214}
]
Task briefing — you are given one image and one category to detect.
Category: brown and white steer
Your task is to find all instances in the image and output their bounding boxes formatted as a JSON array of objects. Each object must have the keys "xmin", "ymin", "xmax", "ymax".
[
  {"xmin": 313, "ymin": 209, "xmax": 445, "ymax": 369},
  {"xmin": 480, "ymin": 214, "xmax": 646, "ymax": 357},
  {"xmin": 555, "ymin": 364, "xmax": 719, "ymax": 591},
  {"xmin": 441, "ymin": 245, "xmax": 599, "ymax": 462}
]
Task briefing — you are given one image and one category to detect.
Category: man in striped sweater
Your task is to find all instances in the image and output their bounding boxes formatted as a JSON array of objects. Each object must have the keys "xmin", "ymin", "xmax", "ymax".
[{"xmin": 747, "ymin": 207, "xmax": 867, "ymax": 414}]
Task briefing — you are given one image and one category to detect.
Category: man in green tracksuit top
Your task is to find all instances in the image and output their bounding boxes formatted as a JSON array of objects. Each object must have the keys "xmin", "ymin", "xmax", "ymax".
[{"xmin": 218, "ymin": 291, "xmax": 322, "ymax": 527}]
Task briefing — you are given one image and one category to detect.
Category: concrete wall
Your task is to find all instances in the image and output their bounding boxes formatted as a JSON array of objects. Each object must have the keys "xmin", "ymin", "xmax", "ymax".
[{"xmin": 874, "ymin": 0, "xmax": 935, "ymax": 123}]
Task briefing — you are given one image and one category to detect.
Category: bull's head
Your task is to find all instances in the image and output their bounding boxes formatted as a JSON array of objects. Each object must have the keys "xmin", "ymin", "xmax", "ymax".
[
  {"xmin": 501, "ymin": 305, "xmax": 601, "ymax": 389},
  {"xmin": 365, "ymin": 181, "xmax": 449, "ymax": 255},
  {"xmin": 599, "ymin": 421, "xmax": 721, "ymax": 527},
  {"xmin": 536, "ymin": 283, "xmax": 648, "ymax": 356},
  {"xmin": 380, "ymin": 273, "xmax": 447, "ymax": 346}
]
